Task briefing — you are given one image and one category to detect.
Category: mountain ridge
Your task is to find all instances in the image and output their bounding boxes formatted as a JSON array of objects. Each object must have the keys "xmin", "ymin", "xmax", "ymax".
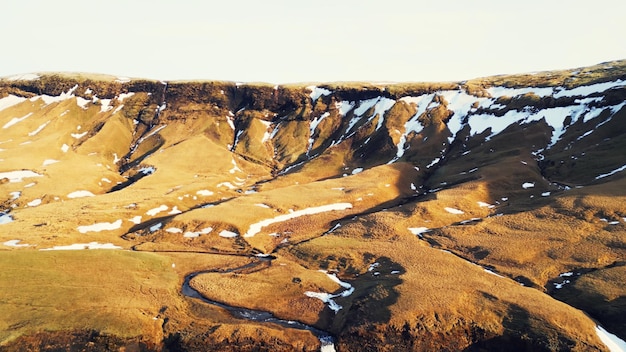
[{"xmin": 0, "ymin": 60, "xmax": 625, "ymax": 351}]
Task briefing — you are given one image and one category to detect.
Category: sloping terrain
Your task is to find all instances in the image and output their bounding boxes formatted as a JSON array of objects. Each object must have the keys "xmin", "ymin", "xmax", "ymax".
[{"xmin": 0, "ymin": 61, "xmax": 625, "ymax": 351}]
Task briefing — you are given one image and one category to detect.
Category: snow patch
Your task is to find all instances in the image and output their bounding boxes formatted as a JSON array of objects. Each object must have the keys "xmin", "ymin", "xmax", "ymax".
[
  {"xmin": 426, "ymin": 158, "xmax": 441, "ymax": 169},
  {"xmin": 67, "ymin": 190, "xmax": 95, "ymax": 198},
  {"xmin": 27, "ymin": 199, "xmax": 42, "ymax": 207},
  {"xmin": 555, "ymin": 80, "xmax": 625, "ymax": 98},
  {"xmin": 1, "ymin": 213, "xmax": 15, "ymax": 225},
  {"xmin": 77, "ymin": 219, "xmax": 123, "ymax": 233},
  {"xmin": 146, "ymin": 205, "xmax": 168, "ymax": 216},
  {"xmin": 522, "ymin": 182, "xmax": 535, "ymax": 189},
  {"xmin": 389, "ymin": 94, "xmax": 437, "ymax": 161},
  {"xmin": 307, "ymin": 112, "xmax": 330, "ymax": 155},
  {"xmin": 61, "ymin": 144, "xmax": 70, "ymax": 153},
  {"xmin": 487, "ymin": 86, "xmax": 554, "ymax": 99},
  {"xmin": 139, "ymin": 166, "xmax": 156, "ymax": 175},
  {"xmin": 28, "ymin": 121, "xmax": 50, "ymax": 136},
  {"xmin": 0, "ymin": 95, "xmax": 27, "ymax": 112},
  {"xmin": 484, "ymin": 269, "xmax": 504, "ymax": 278},
  {"xmin": 595, "ymin": 164, "xmax": 626, "ymax": 180},
  {"xmin": 219, "ymin": 230, "xmax": 238, "ymax": 238},
  {"xmin": 444, "ymin": 207, "xmax": 464, "ymax": 215},
  {"xmin": 196, "ymin": 190, "xmax": 214, "ymax": 196},
  {"xmin": 35, "ymin": 85, "xmax": 79, "ymax": 106},
  {"xmin": 260, "ymin": 120, "xmax": 272, "ymax": 143},
  {"xmin": 351, "ymin": 168, "xmax": 363, "ymax": 175},
  {"xmin": 3, "ymin": 112, "xmax": 33, "ymax": 129},
  {"xmin": 40, "ymin": 242, "xmax": 122, "ymax": 251},
  {"xmin": 408, "ymin": 227, "xmax": 430, "ymax": 235},
  {"xmin": 337, "ymin": 100, "xmax": 356, "ymax": 117},
  {"xmin": 308, "ymin": 86, "xmax": 332, "ymax": 102},
  {"xmin": 216, "ymin": 182, "xmax": 237, "ymax": 190},
  {"xmin": 42, "ymin": 159, "xmax": 59, "ymax": 166},
  {"xmin": 168, "ymin": 206, "xmax": 182, "ymax": 215},
  {"xmin": 117, "ymin": 92, "xmax": 135, "ymax": 102},
  {"xmin": 183, "ymin": 227, "xmax": 213, "ymax": 238},
  {"xmin": 304, "ymin": 271, "xmax": 354, "ymax": 314},
  {"xmin": 244, "ymin": 203, "xmax": 353, "ymax": 238},
  {"xmin": 71, "ymin": 131, "xmax": 88, "ymax": 139},
  {"xmin": 3, "ymin": 239, "xmax": 29, "ymax": 247},
  {"xmin": 596, "ymin": 326, "xmax": 626, "ymax": 352},
  {"xmin": 229, "ymin": 158, "xmax": 242, "ymax": 174},
  {"xmin": 76, "ymin": 97, "xmax": 90, "ymax": 109}
]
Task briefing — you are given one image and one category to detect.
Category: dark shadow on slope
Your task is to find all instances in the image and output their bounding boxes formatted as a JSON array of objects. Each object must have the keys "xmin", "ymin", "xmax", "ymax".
[
  {"xmin": 550, "ymin": 262, "xmax": 626, "ymax": 340},
  {"xmin": 463, "ymin": 303, "xmax": 576, "ymax": 352},
  {"xmin": 315, "ymin": 256, "xmax": 404, "ymax": 347},
  {"xmin": 119, "ymin": 139, "xmax": 164, "ymax": 174},
  {"xmin": 123, "ymin": 214, "xmax": 178, "ymax": 238},
  {"xmin": 108, "ymin": 166, "xmax": 156, "ymax": 193}
]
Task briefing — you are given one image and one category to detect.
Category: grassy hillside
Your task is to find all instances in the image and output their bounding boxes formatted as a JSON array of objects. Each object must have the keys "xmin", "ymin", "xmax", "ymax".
[{"xmin": 0, "ymin": 61, "xmax": 625, "ymax": 351}]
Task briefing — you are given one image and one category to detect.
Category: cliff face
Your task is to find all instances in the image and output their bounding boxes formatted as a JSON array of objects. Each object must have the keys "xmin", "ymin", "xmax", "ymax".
[{"xmin": 0, "ymin": 61, "xmax": 625, "ymax": 351}]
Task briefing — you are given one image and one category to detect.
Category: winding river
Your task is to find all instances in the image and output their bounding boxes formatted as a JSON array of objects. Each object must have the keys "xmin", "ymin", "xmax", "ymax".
[{"xmin": 181, "ymin": 258, "xmax": 337, "ymax": 352}]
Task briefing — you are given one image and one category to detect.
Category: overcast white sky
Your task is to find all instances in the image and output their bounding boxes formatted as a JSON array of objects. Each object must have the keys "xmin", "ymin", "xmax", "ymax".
[{"xmin": 2, "ymin": 0, "xmax": 625, "ymax": 83}]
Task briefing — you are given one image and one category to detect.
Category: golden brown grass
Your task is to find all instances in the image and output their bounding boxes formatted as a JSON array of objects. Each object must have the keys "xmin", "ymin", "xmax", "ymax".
[
  {"xmin": 191, "ymin": 257, "xmax": 340, "ymax": 326},
  {"xmin": 0, "ymin": 250, "xmax": 178, "ymax": 345},
  {"xmin": 281, "ymin": 227, "xmax": 606, "ymax": 350}
]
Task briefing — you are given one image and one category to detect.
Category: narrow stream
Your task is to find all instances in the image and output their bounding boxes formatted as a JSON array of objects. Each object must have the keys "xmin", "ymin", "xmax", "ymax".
[{"xmin": 181, "ymin": 259, "xmax": 336, "ymax": 352}]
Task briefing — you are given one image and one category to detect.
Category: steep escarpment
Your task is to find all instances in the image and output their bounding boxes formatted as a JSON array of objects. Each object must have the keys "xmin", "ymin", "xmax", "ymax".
[{"xmin": 0, "ymin": 61, "xmax": 625, "ymax": 351}]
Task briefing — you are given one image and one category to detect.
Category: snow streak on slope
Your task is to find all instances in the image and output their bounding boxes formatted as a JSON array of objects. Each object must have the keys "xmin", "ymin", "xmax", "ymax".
[
  {"xmin": 391, "ymin": 94, "xmax": 435, "ymax": 162},
  {"xmin": 3, "ymin": 112, "xmax": 33, "ymax": 129},
  {"xmin": 432, "ymin": 80, "xmax": 626, "ymax": 150},
  {"xmin": 353, "ymin": 97, "xmax": 396, "ymax": 131},
  {"xmin": 304, "ymin": 270, "xmax": 354, "ymax": 314},
  {"xmin": 596, "ymin": 326, "xmax": 626, "ymax": 352},
  {"xmin": 40, "ymin": 242, "xmax": 122, "ymax": 250},
  {"xmin": 595, "ymin": 164, "xmax": 626, "ymax": 180},
  {"xmin": 307, "ymin": 112, "xmax": 329, "ymax": 156},
  {"xmin": 244, "ymin": 203, "xmax": 353, "ymax": 238}
]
